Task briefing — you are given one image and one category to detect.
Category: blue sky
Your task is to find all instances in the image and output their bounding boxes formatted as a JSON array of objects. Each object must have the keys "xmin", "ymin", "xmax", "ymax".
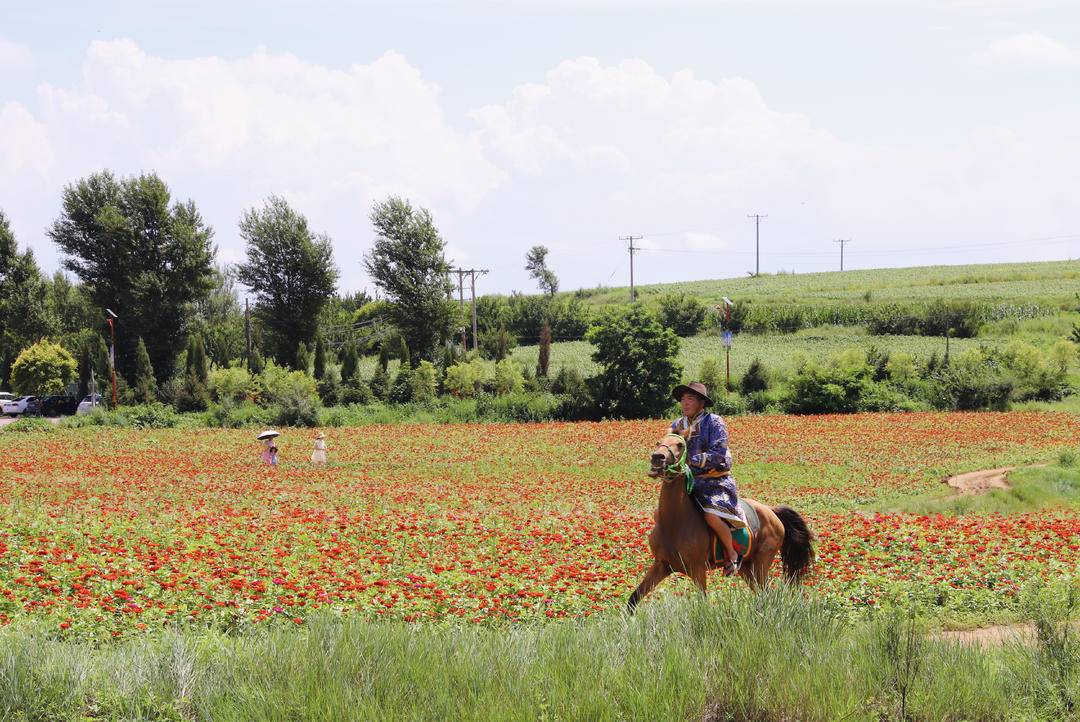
[{"xmin": 2, "ymin": 1, "xmax": 1078, "ymax": 296}]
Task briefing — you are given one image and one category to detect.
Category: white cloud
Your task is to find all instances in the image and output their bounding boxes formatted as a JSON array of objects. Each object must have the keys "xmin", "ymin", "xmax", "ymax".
[
  {"xmin": 0, "ymin": 39, "xmax": 506, "ymax": 291},
  {"xmin": 0, "ymin": 38, "xmax": 32, "ymax": 76},
  {"xmin": 975, "ymin": 32, "xmax": 1079, "ymax": 68}
]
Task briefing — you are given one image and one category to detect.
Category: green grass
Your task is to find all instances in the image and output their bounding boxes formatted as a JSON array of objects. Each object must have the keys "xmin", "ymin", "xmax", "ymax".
[
  {"xmin": 1, "ymin": 588, "xmax": 1075, "ymax": 721},
  {"xmin": 575, "ymin": 259, "xmax": 1080, "ymax": 309},
  {"xmin": 512, "ymin": 327, "xmax": 1003, "ymax": 380},
  {"xmin": 882, "ymin": 454, "xmax": 1080, "ymax": 516}
]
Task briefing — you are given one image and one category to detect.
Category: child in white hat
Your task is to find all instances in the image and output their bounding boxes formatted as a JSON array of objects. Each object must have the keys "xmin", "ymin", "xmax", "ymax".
[{"xmin": 311, "ymin": 432, "xmax": 328, "ymax": 465}]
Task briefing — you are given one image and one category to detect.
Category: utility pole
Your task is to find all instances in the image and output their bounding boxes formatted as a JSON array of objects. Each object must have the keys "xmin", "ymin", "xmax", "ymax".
[
  {"xmin": 244, "ymin": 298, "xmax": 251, "ymax": 369},
  {"xmin": 450, "ymin": 269, "xmax": 468, "ymax": 350},
  {"xmin": 747, "ymin": 214, "xmax": 767, "ymax": 276},
  {"xmin": 449, "ymin": 268, "xmax": 489, "ymax": 351},
  {"xmin": 833, "ymin": 239, "xmax": 851, "ymax": 271},
  {"xmin": 620, "ymin": 235, "xmax": 642, "ymax": 302}
]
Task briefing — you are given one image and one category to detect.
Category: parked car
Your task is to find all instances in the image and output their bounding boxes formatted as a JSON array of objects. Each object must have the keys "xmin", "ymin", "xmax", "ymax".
[
  {"xmin": 0, "ymin": 392, "xmax": 15, "ymax": 405},
  {"xmin": 76, "ymin": 394, "xmax": 104, "ymax": 415},
  {"xmin": 40, "ymin": 395, "xmax": 79, "ymax": 417},
  {"xmin": 2, "ymin": 396, "xmax": 40, "ymax": 416}
]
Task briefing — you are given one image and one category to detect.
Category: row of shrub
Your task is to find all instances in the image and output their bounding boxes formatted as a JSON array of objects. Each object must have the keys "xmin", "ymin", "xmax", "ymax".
[
  {"xmin": 691, "ymin": 340, "xmax": 1077, "ymax": 416},
  {"xmin": 724, "ymin": 299, "xmax": 1054, "ymax": 337}
]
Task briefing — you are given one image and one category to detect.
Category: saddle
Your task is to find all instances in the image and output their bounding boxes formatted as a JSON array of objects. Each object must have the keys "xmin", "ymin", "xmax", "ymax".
[{"xmin": 710, "ymin": 500, "xmax": 761, "ymax": 567}]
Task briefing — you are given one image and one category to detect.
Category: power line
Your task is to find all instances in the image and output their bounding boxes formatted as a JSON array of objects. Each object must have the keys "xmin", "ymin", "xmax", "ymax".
[
  {"xmin": 833, "ymin": 239, "xmax": 852, "ymax": 271},
  {"xmin": 747, "ymin": 214, "xmax": 767, "ymax": 276},
  {"xmin": 449, "ymin": 268, "xmax": 489, "ymax": 352},
  {"xmin": 619, "ymin": 235, "xmax": 643, "ymax": 302}
]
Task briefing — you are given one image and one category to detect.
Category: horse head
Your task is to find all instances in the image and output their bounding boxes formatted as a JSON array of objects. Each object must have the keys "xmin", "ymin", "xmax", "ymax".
[{"xmin": 648, "ymin": 433, "xmax": 687, "ymax": 481}]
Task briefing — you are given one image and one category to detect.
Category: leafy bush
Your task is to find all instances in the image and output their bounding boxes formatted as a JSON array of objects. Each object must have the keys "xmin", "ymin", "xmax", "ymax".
[
  {"xmin": 657, "ymin": 293, "xmax": 707, "ymax": 336},
  {"xmin": 476, "ymin": 391, "xmax": 562, "ymax": 422},
  {"xmin": 856, "ymin": 383, "xmax": 926, "ymax": 413},
  {"xmin": 698, "ymin": 358, "xmax": 724, "ymax": 396},
  {"xmin": 408, "ymin": 361, "xmax": 438, "ymax": 402},
  {"xmin": 784, "ymin": 359, "xmax": 872, "ymax": 415},
  {"xmin": 122, "ymin": 403, "xmax": 179, "ymax": 429},
  {"xmin": 2, "ymin": 416, "xmax": 54, "ymax": 433},
  {"xmin": 205, "ymin": 400, "xmax": 272, "ymax": 429},
  {"xmin": 444, "ymin": 359, "xmax": 489, "ymax": 398},
  {"xmin": 493, "ymin": 359, "xmax": 525, "ymax": 395},
  {"xmin": 478, "ymin": 327, "xmax": 517, "ymax": 361},
  {"xmin": 739, "ymin": 358, "xmax": 770, "ymax": 395},
  {"xmin": 587, "ymin": 305, "xmax": 681, "ymax": 419},
  {"xmin": 389, "ymin": 367, "xmax": 413, "ymax": 404},
  {"xmin": 10, "ymin": 338, "xmax": 77, "ymax": 395},
  {"xmin": 208, "ymin": 366, "xmax": 254, "ymax": 402},
  {"xmin": 259, "ymin": 361, "xmax": 318, "ymax": 406},
  {"xmin": 270, "ymin": 393, "xmax": 320, "ymax": 427}
]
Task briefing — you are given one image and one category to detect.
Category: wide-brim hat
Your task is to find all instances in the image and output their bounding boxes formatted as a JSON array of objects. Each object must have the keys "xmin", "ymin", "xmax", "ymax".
[
  {"xmin": 672, "ymin": 382, "xmax": 713, "ymax": 407},
  {"xmin": 316, "ymin": 432, "xmax": 325, "ymax": 439}
]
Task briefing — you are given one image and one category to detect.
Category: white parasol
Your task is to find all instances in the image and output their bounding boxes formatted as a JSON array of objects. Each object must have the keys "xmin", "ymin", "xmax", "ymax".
[{"xmin": 256, "ymin": 429, "xmax": 281, "ymax": 441}]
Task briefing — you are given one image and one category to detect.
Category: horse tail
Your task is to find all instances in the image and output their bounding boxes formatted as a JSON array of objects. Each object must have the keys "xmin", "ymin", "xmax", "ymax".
[{"xmin": 771, "ymin": 505, "xmax": 815, "ymax": 583}]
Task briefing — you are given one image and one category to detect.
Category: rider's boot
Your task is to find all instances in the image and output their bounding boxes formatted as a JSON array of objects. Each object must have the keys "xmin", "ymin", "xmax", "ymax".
[{"xmin": 704, "ymin": 514, "xmax": 739, "ymax": 575}]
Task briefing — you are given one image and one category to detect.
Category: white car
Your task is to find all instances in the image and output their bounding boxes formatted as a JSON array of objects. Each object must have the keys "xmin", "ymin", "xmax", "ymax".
[
  {"xmin": 76, "ymin": 394, "xmax": 104, "ymax": 415},
  {"xmin": 0, "ymin": 392, "xmax": 15, "ymax": 405},
  {"xmin": 2, "ymin": 396, "xmax": 40, "ymax": 416}
]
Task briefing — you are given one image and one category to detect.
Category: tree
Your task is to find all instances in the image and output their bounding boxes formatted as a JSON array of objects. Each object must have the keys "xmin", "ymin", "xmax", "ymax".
[
  {"xmin": 190, "ymin": 267, "xmax": 245, "ymax": 368},
  {"xmin": 740, "ymin": 358, "xmax": 771, "ymax": 394},
  {"xmin": 340, "ymin": 343, "xmax": 359, "ymax": 385},
  {"xmin": 1, "ymin": 211, "xmax": 54, "ymax": 388},
  {"xmin": 537, "ymin": 321, "xmax": 552, "ymax": 378},
  {"xmin": 186, "ymin": 336, "xmax": 208, "ymax": 384},
  {"xmin": 525, "ymin": 245, "xmax": 559, "ymax": 297},
  {"xmin": 10, "ymin": 339, "xmax": 77, "ymax": 395},
  {"xmin": 235, "ymin": 196, "xmax": 339, "ymax": 365},
  {"xmin": 294, "ymin": 341, "xmax": 312, "ymax": 374},
  {"xmin": 48, "ymin": 171, "xmax": 216, "ymax": 383},
  {"xmin": 364, "ymin": 197, "xmax": 457, "ymax": 364},
  {"xmin": 586, "ymin": 305, "xmax": 682, "ymax": 419},
  {"xmin": 657, "ymin": 293, "xmax": 706, "ymax": 337},
  {"xmin": 132, "ymin": 337, "xmax": 157, "ymax": 403},
  {"xmin": 313, "ymin": 335, "xmax": 328, "ymax": 380}
]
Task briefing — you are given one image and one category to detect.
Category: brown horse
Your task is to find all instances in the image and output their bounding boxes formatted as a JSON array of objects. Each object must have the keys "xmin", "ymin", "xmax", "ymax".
[{"xmin": 627, "ymin": 432, "xmax": 815, "ymax": 611}]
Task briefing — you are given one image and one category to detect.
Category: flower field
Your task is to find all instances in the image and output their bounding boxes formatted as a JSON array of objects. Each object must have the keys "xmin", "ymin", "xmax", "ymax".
[{"xmin": 1, "ymin": 411, "xmax": 1078, "ymax": 638}]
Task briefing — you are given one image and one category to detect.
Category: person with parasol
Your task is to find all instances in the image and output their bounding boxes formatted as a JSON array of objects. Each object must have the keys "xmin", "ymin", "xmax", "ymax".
[{"xmin": 257, "ymin": 429, "xmax": 281, "ymax": 466}]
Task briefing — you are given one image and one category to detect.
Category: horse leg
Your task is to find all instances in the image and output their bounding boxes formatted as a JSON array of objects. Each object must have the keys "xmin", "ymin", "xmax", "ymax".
[
  {"xmin": 626, "ymin": 560, "xmax": 671, "ymax": 612},
  {"xmin": 690, "ymin": 563, "xmax": 708, "ymax": 595}
]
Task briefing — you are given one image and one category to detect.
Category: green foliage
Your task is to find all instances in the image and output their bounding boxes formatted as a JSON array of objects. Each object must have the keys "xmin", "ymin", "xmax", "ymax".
[
  {"xmin": 369, "ymin": 365, "xmax": 390, "ymax": 401},
  {"xmin": 48, "ymin": 171, "xmax": 216, "ymax": 382},
  {"xmin": 190, "ymin": 267, "xmax": 245, "ymax": 368},
  {"xmin": 294, "ymin": 341, "xmax": 312, "ymax": 374},
  {"xmin": 739, "ymin": 358, "xmax": 770, "ymax": 395},
  {"xmin": 657, "ymin": 292, "xmax": 707, "ymax": 336},
  {"xmin": 784, "ymin": 358, "xmax": 872, "ymax": 414},
  {"xmin": 408, "ymin": 361, "xmax": 438, "ymax": 402},
  {"xmin": 493, "ymin": 359, "xmax": 525, "ymax": 394},
  {"xmin": 10, "ymin": 338, "xmax": 77, "ymax": 395},
  {"xmin": 339, "ymin": 343, "xmax": 360, "ymax": 385},
  {"xmin": 208, "ymin": 366, "xmax": 254, "ymax": 402},
  {"xmin": 478, "ymin": 326, "xmax": 517, "ymax": 361},
  {"xmin": 185, "ymin": 336, "xmax": 208, "ymax": 384},
  {"xmin": 235, "ymin": 195, "xmax": 339, "ymax": 365},
  {"xmin": 248, "ymin": 346, "xmax": 264, "ymax": 375},
  {"xmin": 389, "ymin": 367, "xmax": 413, "ymax": 404},
  {"xmin": 2, "ymin": 416, "xmax": 54, "ymax": 434},
  {"xmin": 0, "ymin": 222, "xmax": 53, "ymax": 389},
  {"xmin": 524, "ymin": 245, "xmax": 559, "ymax": 297},
  {"xmin": 444, "ymin": 359, "xmax": 489, "ymax": 398},
  {"xmin": 505, "ymin": 294, "xmax": 590, "ymax": 342},
  {"xmin": 537, "ymin": 321, "xmax": 552, "ymax": 378},
  {"xmin": 364, "ymin": 197, "xmax": 458, "ymax": 363},
  {"xmin": 587, "ymin": 305, "xmax": 682, "ymax": 419},
  {"xmin": 258, "ymin": 361, "xmax": 319, "ymax": 407},
  {"xmin": 131, "ymin": 337, "xmax": 157, "ymax": 403},
  {"xmin": 270, "ymin": 393, "xmax": 320, "ymax": 428},
  {"xmin": 697, "ymin": 358, "xmax": 723, "ymax": 395},
  {"xmin": 313, "ymin": 336, "xmax": 327, "ymax": 380},
  {"xmin": 122, "ymin": 402, "xmax": 179, "ymax": 429}
]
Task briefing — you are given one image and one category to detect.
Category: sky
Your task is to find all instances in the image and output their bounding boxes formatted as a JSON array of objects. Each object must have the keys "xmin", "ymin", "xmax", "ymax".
[{"xmin": 1, "ymin": 0, "xmax": 1079, "ymax": 297}]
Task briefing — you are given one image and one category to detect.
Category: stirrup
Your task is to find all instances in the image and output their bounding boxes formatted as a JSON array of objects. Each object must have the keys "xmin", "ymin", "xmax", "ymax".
[{"xmin": 722, "ymin": 558, "xmax": 740, "ymax": 577}]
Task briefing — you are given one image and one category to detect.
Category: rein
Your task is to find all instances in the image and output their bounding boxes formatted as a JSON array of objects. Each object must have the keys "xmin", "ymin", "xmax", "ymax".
[{"xmin": 661, "ymin": 434, "xmax": 695, "ymax": 495}]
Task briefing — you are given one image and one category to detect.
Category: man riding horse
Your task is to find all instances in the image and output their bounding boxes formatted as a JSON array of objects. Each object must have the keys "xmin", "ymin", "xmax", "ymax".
[{"xmin": 670, "ymin": 381, "xmax": 747, "ymax": 576}]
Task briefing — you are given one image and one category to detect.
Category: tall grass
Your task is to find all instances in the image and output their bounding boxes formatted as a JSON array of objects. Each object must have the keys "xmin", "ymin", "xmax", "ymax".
[{"xmin": 0, "ymin": 589, "xmax": 1074, "ymax": 721}]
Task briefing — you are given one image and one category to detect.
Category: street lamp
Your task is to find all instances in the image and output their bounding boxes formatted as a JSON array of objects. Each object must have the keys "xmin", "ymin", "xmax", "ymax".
[{"xmin": 105, "ymin": 308, "xmax": 118, "ymax": 407}]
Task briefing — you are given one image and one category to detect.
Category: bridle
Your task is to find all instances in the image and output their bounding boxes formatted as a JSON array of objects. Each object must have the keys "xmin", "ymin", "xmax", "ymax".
[{"xmin": 651, "ymin": 433, "xmax": 695, "ymax": 494}]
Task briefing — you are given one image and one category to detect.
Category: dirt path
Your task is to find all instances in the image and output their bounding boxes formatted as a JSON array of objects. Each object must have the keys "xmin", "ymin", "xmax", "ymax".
[
  {"xmin": 934, "ymin": 623, "xmax": 1037, "ymax": 647},
  {"xmin": 944, "ymin": 464, "xmax": 1047, "ymax": 495}
]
